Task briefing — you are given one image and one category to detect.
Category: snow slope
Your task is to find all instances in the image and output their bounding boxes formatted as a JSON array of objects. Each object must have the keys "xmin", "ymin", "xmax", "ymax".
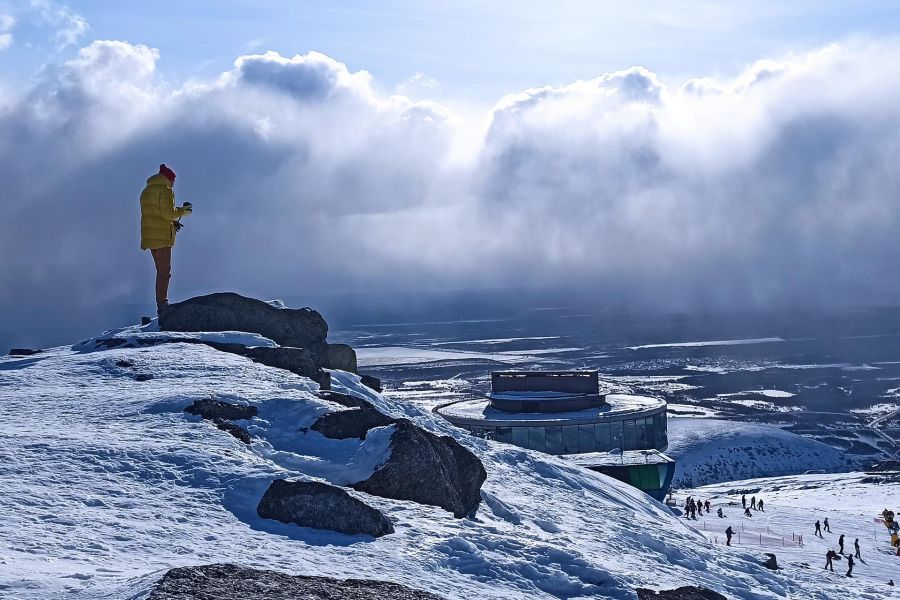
[
  {"xmin": 682, "ymin": 472, "xmax": 900, "ymax": 597},
  {"xmin": 667, "ymin": 419, "xmax": 852, "ymax": 488},
  {"xmin": 0, "ymin": 335, "xmax": 875, "ymax": 599}
]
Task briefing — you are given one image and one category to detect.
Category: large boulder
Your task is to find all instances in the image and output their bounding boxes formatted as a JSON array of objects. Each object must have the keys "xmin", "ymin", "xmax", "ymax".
[
  {"xmin": 257, "ymin": 479, "xmax": 394, "ymax": 538},
  {"xmin": 352, "ymin": 420, "xmax": 487, "ymax": 518},
  {"xmin": 159, "ymin": 293, "xmax": 328, "ymax": 348},
  {"xmin": 310, "ymin": 407, "xmax": 396, "ymax": 440},
  {"xmin": 149, "ymin": 564, "xmax": 447, "ymax": 600}
]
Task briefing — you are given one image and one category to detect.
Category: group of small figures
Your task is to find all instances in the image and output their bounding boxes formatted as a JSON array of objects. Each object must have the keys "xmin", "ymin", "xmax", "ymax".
[{"xmin": 682, "ymin": 496, "xmax": 722, "ymax": 519}]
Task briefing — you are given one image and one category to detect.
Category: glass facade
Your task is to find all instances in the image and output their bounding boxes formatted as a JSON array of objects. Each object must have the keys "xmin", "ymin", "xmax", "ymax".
[{"xmin": 463, "ymin": 409, "xmax": 667, "ymax": 454}]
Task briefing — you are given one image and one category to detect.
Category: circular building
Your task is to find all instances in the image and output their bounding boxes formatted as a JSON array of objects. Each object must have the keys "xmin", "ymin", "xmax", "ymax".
[{"xmin": 435, "ymin": 370, "xmax": 674, "ymax": 499}]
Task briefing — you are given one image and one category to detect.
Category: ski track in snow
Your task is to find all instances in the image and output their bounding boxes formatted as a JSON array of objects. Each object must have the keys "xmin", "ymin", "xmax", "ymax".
[{"xmin": 0, "ymin": 340, "xmax": 894, "ymax": 599}]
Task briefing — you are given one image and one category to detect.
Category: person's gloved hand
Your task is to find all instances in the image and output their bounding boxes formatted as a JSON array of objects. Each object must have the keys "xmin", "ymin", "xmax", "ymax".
[{"xmin": 173, "ymin": 221, "xmax": 184, "ymax": 232}]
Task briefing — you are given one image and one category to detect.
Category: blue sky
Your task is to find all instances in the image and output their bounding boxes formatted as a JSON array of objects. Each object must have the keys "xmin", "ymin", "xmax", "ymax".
[{"xmin": 4, "ymin": 0, "xmax": 900, "ymax": 111}]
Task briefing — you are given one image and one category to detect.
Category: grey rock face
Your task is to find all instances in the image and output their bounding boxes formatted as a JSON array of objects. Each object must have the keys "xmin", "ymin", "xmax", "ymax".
[
  {"xmin": 159, "ymin": 292, "xmax": 328, "ymax": 348},
  {"xmin": 353, "ymin": 420, "xmax": 487, "ymax": 518},
  {"xmin": 244, "ymin": 346, "xmax": 320, "ymax": 378},
  {"xmin": 324, "ymin": 343, "xmax": 358, "ymax": 372},
  {"xmin": 636, "ymin": 587, "xmax": 728, "ymax": 600},
  {"xmin": 311, "ymin": 407, "xmax": 396, "ymax": 440},
  {"xmin": 360, "ymin": 374, "xmax": 383, "ymax": 392},
  {"xmin": 185, "ymin": 399, "xmax": 257, "ymax": 421},
  {"xmin": 257, "ymin": 479, "xmax": 394, "ymax": 537},
  {"xmin": 8, "ymin": 348, "xmax": 41, "ymax": 356},
  {"xmin": 149, "ymin": 564, "xmax": 446, "ymax": 600}
]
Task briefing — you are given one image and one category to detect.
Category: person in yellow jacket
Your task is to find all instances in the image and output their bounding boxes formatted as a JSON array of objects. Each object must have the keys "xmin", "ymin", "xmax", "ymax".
[{"xmin": 140, "ymin": 164, "xmax": 192, "ymax": 314}]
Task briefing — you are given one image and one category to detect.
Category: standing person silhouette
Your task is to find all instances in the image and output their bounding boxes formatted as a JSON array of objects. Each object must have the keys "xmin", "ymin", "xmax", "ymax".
[
  {"xmin": 824, "ymin": 518, "xmax": 831, "ymax": 533},
  {"xmin": 140, "ymin": 164, "xmax": 192, "ymax": 314},
  {"xmin": 854, "ymin": 538, "xmax": 861, "ymax": 559}
]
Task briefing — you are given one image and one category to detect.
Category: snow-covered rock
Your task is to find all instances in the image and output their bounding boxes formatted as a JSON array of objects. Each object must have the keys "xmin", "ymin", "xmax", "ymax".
[
  {"xmin": 352, "ymin": 419, "xmax": 487, "ymax": 518},
  {"xmin": 667, "ymin": 418, "xmax": 851, "ymax": 488}
]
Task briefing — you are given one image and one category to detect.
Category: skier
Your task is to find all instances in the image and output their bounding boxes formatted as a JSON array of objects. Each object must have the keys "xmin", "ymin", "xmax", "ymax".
[
  {"xmin": 815, "ymin": 520, "xmax": 823, "ymax": 537},
  {"xmin": 705, "ymin": 500, "xmax": 711, "ymax": 512},
  {"xmin": 838, "ymin": 534, "xmax": 845, "ymax": 554},
  {"xmin": 825, "ymin": 549, "xmax": 839, "ymax": 571},
  {"xmin": 751, "ymin": 496, "xmax": 757, "ymax": 510},
  {"xmin": 742, "ymin": 494, "xmax": 746, "ymax": 509},
  {"xmin": 846, "ymin": 554, "xmax": 854, "ymax": 577},
  {"xmin": 717, "ymin": 507, "xmax": 724, "ymax": 518},
  {"xmin": 854, "ymin": 538, "xmax": 860, "ymax": 559},
  {"xmin": 824, "ymin": 518, "xmax": 831, "ymax": 533},
  {"xmin": 725, "ymin": 526, "xmax": 734, "ymax": 546},
  {"xmin": 744, "ymin": 507, "xmax": 752, "ymax": 517},
  {"xmin": 758, "ymin": 499, "xmax": 764, "ymax": 511},
  {"xmin": 140, "ymin": 163, "xmax": 192, "ymax": 314}
]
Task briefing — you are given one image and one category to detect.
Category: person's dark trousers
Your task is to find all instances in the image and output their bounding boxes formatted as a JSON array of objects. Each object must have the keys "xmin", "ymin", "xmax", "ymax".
[{"xmin": 150, "ymin": 246, "xmax": 172, "ymax": 313}]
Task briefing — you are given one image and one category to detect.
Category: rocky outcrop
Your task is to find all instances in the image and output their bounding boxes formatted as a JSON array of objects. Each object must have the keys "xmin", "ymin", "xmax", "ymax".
[
  {"xmin": 325, "ymin": 343, "xmax": 358, "ymax": 373},
  {"xmin": 8, "ymin": 348, "xmax": 41, "ymax": 356},
  {"xmin": 636, "ymin": 587, "xmax": 728, "ymax": 600},
  {"xmin": 154, "ymin": 293, "xmax": 358, "ymax": 374},
  {"xmin": 310, "ymin": 407, "xmax": 396, "ymax": 440},
  {"xmin": 213, "ymin": 418, "xmax": 252, "ymax": 444},
  {"xmin": 185, "ymin": 399, "xmax": 257, "ymax": 421},
  {"xmin": 353, "ymin": 420, "xmax": 487, "ymax": 518},
  {"xmin": 149, "ymin": 564, "xmax": 446, "ymax": 600},
  {"xmin": 185, "ymin": 399, "xmax": 255, "ymax": 444},
  {"xmin": 159, "ymin": 293, "xmax": 328, "ymax": 349},
  {"xmin": 257, "ymin": 479, "xmax": 394, "ymax": 538}
]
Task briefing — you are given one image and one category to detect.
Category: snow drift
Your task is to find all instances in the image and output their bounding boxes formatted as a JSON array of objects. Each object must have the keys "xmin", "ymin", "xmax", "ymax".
[{"xmin": 667, "ymin": 418, "xmax": 851, "ymax": 488}]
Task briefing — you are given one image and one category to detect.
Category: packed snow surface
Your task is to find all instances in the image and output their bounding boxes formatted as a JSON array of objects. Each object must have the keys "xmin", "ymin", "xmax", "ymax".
[
  {"xmin": 682, "ymin": 472, "xmax": 900, "ymax": 596},
  {"xmin": 0, "ymin": 335, "xmax": 880, "ymax": 600},
  {"xmin": 667, "ymin": 419, "xmax": 852, "ymax": 488}
]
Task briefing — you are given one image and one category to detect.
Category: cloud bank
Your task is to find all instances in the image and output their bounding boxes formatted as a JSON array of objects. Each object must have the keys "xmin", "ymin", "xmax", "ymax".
[{"xmin": 2, "ymin": 39, "xmax": 900, "ymax": 345}]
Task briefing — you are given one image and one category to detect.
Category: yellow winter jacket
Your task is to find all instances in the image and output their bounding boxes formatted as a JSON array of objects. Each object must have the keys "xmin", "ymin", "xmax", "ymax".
[{"xmin": 140, "ymin": 174, "xmax": 190, "ymax": 250}]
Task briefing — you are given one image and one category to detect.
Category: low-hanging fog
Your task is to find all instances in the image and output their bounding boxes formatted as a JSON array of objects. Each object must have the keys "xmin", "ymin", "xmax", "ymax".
[{"xmin": 2, "ymin": 39, "xmax": 900, "ymax": 348}]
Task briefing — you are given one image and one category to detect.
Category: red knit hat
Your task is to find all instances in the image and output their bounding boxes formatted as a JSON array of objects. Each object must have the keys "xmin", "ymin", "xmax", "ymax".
[{"xmin": 159, "ymin": 163, "xmax": 176, "ymax": 182}]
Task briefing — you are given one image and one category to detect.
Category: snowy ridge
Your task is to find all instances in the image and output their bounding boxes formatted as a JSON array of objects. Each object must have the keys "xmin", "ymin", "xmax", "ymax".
[
  {"xmin": 667, "ymin": 419, "xmax": 852, "ymax": 488},
  {"xmin": 0, "ymin": 335, "xmax": 877, "ymax": 599}
]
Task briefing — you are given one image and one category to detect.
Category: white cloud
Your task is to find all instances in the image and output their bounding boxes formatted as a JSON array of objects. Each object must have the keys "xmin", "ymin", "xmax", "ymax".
[
  {"xmin": 0, "ymin": 14, "xmax": 14, "ymax": 50},
  {"xmin": 31, "ymin": 0, "xmax": 89, "ymax": 48},
  {"xmin": 2, "ymin": 40, "xmax": 900, "ymax": 346}
]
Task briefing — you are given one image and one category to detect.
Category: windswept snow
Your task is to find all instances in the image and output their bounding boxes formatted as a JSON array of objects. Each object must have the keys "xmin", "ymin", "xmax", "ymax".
[
  {"xmin": 72, "ymin": 320, "xmax": 279, "ymax": 351},
  {"xmin": 628, "ymin": 338, "xmax": 785, "ymax": 350},
  {"xmin": 667, "ymin": 419, "xmax": 851, "ymax": 488},
  {"xmin": 0, "ymin": 335, "xmax": 882, "ymax": 600}
]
